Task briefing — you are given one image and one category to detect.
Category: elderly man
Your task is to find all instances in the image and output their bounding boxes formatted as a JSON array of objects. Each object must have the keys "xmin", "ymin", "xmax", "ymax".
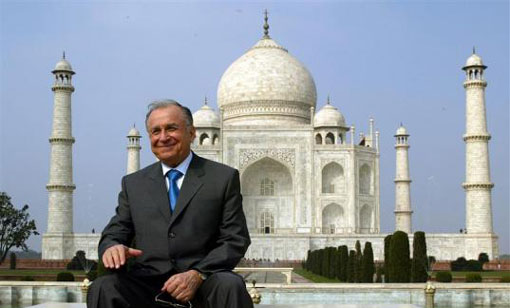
[{"xmin": 87, "ymin": 100, "xmax": 253, "ymax": 308}]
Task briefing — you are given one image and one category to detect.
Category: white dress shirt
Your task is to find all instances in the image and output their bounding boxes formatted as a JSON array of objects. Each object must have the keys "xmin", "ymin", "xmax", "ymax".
[{"xmin": 161, "ymin": 151, "xmax": 193, "ymax": 190}]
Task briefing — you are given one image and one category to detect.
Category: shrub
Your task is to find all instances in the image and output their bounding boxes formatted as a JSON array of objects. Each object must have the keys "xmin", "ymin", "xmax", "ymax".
[
  {"xmin": 435, "ymin": 271, "xmax": 452, "ymax": 282},
  {"xmin": 478, "ymin": 252, "xmax": 489, "ymax": 265},
  {"xmin": 500, "ymin": 275, "xmax": 510, "ymax": 283},
  {"xmin": 9, "ymin": 252, "xmax": 16, "ymax": 270},
  {"xmin": 451, "ymin": 257, "xmax": 467, "ymax": 271},
  {"xmin": 466, "ymin": 259, "xmax": 482, "ymax": 272},
  {"xmin": 465, "ymin": 273, "xmax": 482, "ymax": 283},
  {"xmin": 411, "ymin": 231, "xmax": 428, "ymax": 282},
  {"xmin": 389, "ymin": 231, "xmax": 410, "ymax": 282},
  {"xmin": 20, "ymin": 276, "xmax": 34, "ymax": 281},
  {"xmin": 56, "ymin": 272, "xmax": 75, "ymax": 281}
]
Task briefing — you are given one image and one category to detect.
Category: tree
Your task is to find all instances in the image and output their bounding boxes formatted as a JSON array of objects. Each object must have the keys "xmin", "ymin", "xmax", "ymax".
[
  {"xmin": 0, "ymin": 192, "xmax": 39, "ymax": 264},
  {"xmin": 338, "ymin": 245, "xmax": 348, "ymax": 282},
  {"xmin": 411, "ymin": 231, "xmax": 428, "ymax": 282},
  {"xmin": 384, "ymin": 234, "xmax": 392, "ymax": 282},
  {"xmin": 362, "ymin": 242, "xmax": 375, "ymax": 282},
  {"xmin": 355, "ymin": 240, "xmax": 363, "ymax": 282},
  {"xmin": 389, "ymin": 231, "xmax": 410, "ymax": 282},
  {"xmin": 347, "ymin": 250, "xmax": 356, "ymax": 282},
  {"xmin": 478, "ymin": 252, "xmax": 489, "ymax": 267}
]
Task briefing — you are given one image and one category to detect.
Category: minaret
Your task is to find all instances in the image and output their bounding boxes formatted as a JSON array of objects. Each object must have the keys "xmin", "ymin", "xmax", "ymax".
[
  {"xmin": 126, "ymin": 125, "xmax": 141, "ymax": 174},
  {"xmin": 43, "ymin": 54, "xmax": 75, "ymax": 259},
  {"xmin": 394, "ymin": 124, "xmax": 412, "ymax": 234},
  {"xmin": 462, "ymin": 50, "xmax": 493, "ymax": 234}
]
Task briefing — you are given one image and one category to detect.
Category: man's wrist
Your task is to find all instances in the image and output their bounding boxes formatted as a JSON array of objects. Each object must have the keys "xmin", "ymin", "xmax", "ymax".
[{"xmin": 191, "ymin": 269, "xmax": 208, "ymax": 281}]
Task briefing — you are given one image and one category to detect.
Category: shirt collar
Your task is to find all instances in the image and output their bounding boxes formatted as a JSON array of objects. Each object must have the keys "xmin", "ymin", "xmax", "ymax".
[{"xmin": 161, "ymin": 151, "xmax": 193, "ymax": 177}]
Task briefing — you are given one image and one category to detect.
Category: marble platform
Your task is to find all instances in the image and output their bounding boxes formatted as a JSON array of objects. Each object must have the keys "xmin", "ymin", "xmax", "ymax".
[{"xmin": 26, "ymin": 304, "xmax": 421, "ymax": 308}]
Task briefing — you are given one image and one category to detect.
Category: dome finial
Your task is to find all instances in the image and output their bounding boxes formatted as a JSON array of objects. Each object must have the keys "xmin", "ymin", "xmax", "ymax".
[
  {"xmin": 204, "ymin": 96, "xmax": 208, "ymax": 105},
  {"xmin": 473, "ymin": 46, "xmax": 476, "ymax": 54},
  {"xmin": 326, "ymin": 95, "xmax": 331, "ymax": 105},
  {"xmin": 63, "ymin": 51, "xmax": 66, "ymax": 59},
  {"xmin": 263, "ymin": 9, "xmax": 270, "ymax": 38}
]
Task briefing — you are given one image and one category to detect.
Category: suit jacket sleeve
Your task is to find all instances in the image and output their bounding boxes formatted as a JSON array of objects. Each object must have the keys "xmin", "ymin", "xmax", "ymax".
[
  {"xmin": 192, "ymin": 169, "xmax": 251, "ymax": 275},
  {"xmin": 97, "ymin": 175, "xmax": 135, "ymax": 259}
]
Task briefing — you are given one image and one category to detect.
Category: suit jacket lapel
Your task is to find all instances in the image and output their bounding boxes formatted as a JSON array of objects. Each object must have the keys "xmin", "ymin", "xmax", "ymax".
[
  {"xmin": 147, "ymin": 162, "xmax": 172, "ymax": 223},
  {"xmin": 169, "ymin": 154, "xmax": 204, "ymax": 228}
]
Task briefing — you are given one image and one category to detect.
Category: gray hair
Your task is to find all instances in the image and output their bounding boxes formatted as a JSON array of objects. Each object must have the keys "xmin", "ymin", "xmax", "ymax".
[{"xmin": 145, "ymin": 99, "xmax": 194, "ymax": 131}]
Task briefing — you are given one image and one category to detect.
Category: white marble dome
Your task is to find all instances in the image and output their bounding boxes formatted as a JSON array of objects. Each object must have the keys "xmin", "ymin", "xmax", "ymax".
[
  {"xmin": 217, "ymin": 36, "xmax": 317, "ymax": 125},
  {"xmin": 314, "ymin": 101, "xmax": 346, "ymax": 128},
  {"xmin": 465, "ymin": 53, "xmax": 484, "ymax": 67},
  {"xmin": 193, "ymin": 102, "xmax": 220, "ymax": 128},
  {"xmin": 53, "ymin": 58, "xmax": 73, "ymax": 72}
]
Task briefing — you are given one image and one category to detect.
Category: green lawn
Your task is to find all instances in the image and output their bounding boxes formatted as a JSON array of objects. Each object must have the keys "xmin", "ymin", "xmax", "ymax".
[{"xmin": 293, "ymin": 268, "xmax": 341, "ymax": 283}]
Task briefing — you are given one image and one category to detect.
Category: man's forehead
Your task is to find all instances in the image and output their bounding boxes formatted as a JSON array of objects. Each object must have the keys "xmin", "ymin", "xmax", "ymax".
[{"xmin": 149, "ymin": 106, "xmax": 185, "ymax": 122}]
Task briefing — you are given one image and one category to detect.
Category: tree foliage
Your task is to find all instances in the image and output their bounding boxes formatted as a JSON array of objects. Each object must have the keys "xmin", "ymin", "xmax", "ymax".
[
  {"xmin": 411, "ymin": 231, "xmax": 428, "ymax": 282},
  {"xmin": 362, "ymin": 242, "xmax": 375, "ymax": 282},
  {"xmin": 389, "ymin": 231, "xmax": 410, "ymax": 282},
  {"xmin": 384, "ymin": 234, "xmax": 392, "ymax": 282},
  {"xmin": 0, "ymin": 192, "xmax": 39, "ymax": 264}
]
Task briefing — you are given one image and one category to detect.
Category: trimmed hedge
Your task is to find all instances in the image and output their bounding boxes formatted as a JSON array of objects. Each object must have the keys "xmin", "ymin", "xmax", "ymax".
[
  {"xmin": 500, "ymin": 275, "xmax": 510, "ymax": 283},
  {"xmin": 435, "ymin": 271, "xmax": 452, "ymax": 282},
  {"xmin": 56, "ymin": 272, "xmax": 75, "ymax": 282},
  {"xmin": 465, "ymin": 273, "xmax": 482, "ymax": 283}
]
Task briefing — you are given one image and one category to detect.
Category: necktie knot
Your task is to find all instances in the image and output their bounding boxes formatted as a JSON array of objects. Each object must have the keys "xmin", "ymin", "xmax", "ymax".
[{"xmin": 167, "ymin": 169, "xmax": 183, "ymax": 182}]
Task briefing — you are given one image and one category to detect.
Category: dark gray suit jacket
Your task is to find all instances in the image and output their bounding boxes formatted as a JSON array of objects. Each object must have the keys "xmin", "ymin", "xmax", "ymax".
[{"xmin": 98, "ymin": 154, "xmax": 251, "ymax": 277}]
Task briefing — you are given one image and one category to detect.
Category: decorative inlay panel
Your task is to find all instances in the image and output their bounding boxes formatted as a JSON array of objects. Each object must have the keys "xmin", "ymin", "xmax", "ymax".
[{"xmin": 239, "ymin": 148, "xmax": 295, "ymax": 169}]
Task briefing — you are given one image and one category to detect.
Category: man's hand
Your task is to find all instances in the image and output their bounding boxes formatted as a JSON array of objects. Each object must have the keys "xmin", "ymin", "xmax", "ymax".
[
  {"xmin": 102, "ymin": 244, "xmax": 143, "ymax": 269},
  {"xmin": 161, "ymin": 270, "xmax": 203, "ymax": 303}
]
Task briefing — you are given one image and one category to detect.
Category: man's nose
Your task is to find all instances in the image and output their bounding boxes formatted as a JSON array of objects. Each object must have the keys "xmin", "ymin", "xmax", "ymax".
[{"xmin": 159, "ymin": 130, "xmax": 171, "ymax": 141}]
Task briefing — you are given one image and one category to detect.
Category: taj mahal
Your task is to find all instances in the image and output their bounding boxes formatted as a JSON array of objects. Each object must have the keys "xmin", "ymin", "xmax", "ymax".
[{"xmin": 42, "ymin": 15, "xmax": 499, "ymax": 261}]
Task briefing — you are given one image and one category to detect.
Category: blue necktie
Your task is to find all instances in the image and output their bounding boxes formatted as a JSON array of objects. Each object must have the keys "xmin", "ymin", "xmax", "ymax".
[{"xmin": 166, "ymin": 169, "xmax": 183, "ymax": 213}]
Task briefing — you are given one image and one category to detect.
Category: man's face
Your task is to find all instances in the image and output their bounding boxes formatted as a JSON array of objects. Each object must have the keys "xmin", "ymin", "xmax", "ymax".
[{"xmin": 147, "ymin": 105, "xmax": 196, "ymax": 167}]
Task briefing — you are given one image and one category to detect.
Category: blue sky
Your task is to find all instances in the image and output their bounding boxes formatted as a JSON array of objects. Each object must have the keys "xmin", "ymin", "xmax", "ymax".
[{"xmin": 1, "ymin": 0, "xmax": 509, "ymax": 255}]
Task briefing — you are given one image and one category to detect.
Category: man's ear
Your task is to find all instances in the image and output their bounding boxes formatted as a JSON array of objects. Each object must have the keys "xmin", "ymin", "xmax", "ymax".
[{"xmin": 189, "ymin": 126, "xmax": 196, "ymax": 141}]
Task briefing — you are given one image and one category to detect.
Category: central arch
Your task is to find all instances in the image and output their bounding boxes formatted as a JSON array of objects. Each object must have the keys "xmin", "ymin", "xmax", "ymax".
[{"xmin": 241, "ymin": 157, "xmax": 293, "ymax": 234}]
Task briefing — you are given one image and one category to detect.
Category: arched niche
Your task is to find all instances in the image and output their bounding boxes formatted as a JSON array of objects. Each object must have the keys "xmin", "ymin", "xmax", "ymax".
[
  {"xmin": 241, "ymin": 157, "xmax": 293, "ymax": 196},
  {"xmin": 359, "ymin": 204, "xmax": 372, "ymax": 234},
  {"xmin": 359, "ymin": 163, "xmax": 372, "ymax": 195},
  {"xmin": 322, "ymin": 203, "xmax": 344, "ymax": 234},
  {"xmin": 321, "ymin": 162, "xmax": 345, "ymax": 194}
]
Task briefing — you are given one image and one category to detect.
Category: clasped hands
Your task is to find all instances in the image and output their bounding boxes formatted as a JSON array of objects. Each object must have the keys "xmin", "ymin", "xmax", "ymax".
[{"xmin": 103, "ymin": 244, "xmax": 203, "ymax": 303}]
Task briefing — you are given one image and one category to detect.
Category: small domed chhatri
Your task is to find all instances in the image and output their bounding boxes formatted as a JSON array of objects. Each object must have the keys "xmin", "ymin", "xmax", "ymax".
[
  {"xmin": 463, "ymin": 47, "xmax": 487, "ymax": 69},
  {"xmin": 314, "ymin": 97, "xmax": 346, "ymax": 128},
  {"xmin": 127, "ymin": 125, "xmax": 140, "ymax": 137},
  {"xmin": 192, "ymin": 97, "xmax": 220, "ymax": 128},
  {"xmin": 53, "ymin": 52, "xmax": 74, "ymax": 73},
  {"xmin": 217, "ymin": 11, "xmax": 317, "ymax": 126},
  {"xmin": 395, "ymin": 124, "xmax": 408, "ymax": 136}
]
